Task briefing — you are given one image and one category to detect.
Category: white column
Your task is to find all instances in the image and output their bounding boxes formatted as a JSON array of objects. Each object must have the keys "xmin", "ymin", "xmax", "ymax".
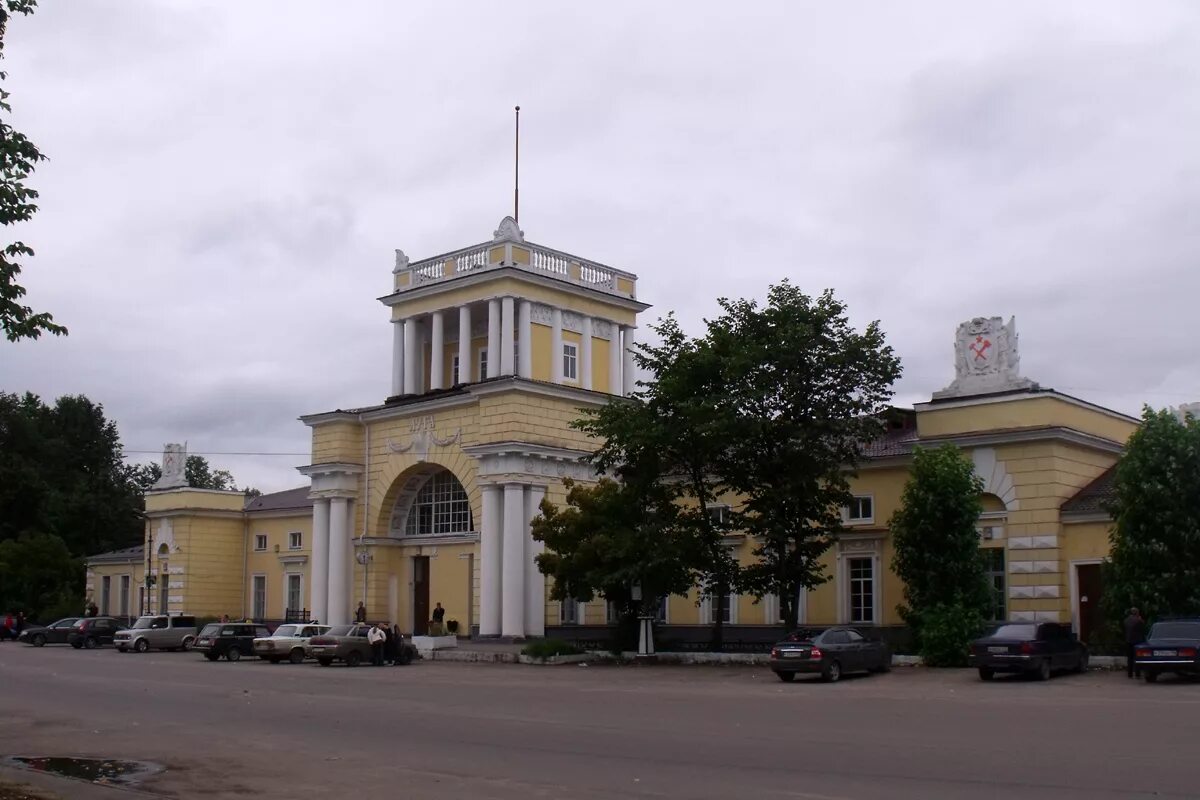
[
  {"xmin": 327, "ymin": 496, "xmax": 350, "ymax": 625},
  {"xmin": 501, "ymin": 482, "xmax": 526, "ymax": 638},
  {"xmin": 551, "ymin": 307, "xmax": 564, "ymax": 384},
  {"xmin": 458, "ymin": 305, "xmax": 471, "ymax": 385},
  {"xmin": 391, "ymin": 319, "xmax": 405, "ymax": 397},
  {"xmin": 500, "ymin": 296, "xmax": 515, "ymax": 376},
  {"xmin": 487, "ymin": 299, "xmax": 501, "ymax": 380},
  {"xmin": 622, "ymin": 326, "xmax": 636, "ymax": 396},
  {"xmin": 479, "ymin": 485, "xmax": 503, "ymax": 636},
  {"xmin": 518, "ymin": 300, "xmax": 532, "ymax": 379},
  {"xmin": 581, "ymin": 317, "xmax": 593, "ymax": 390},
  {"xmin": 310, "ymin": 498, "xmax": 330, "ymax": 624},
  {"xmin": 404, "ymin": 317, "xmax": 420, "ymax": 394},
  {"xmin": 525, "ymin": 484, "xmax": 547, "ymax": 637},
  {"xmin": 609, "ymin": 327, "xmax": 622, "ymax": 396},
  {"xmin": 430, "ymin": 310, "xmax": 445, "ymax": 391}
]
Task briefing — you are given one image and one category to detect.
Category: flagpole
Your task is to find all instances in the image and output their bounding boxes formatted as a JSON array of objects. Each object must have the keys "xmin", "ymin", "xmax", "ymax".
[{"xmin": 514, "ymin": 105, "xmax": 520, "ymax": 224}]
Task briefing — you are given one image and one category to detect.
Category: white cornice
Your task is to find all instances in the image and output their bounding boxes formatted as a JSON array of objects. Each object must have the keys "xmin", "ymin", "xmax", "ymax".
[
  {"xmin": 920, "ymin": 426, "xmax": 1124, "ymax": 454},
  {"xmin": 466, "ymin": 376, "xmax": 613, "ymax": 407},
  {"xmin": 298, "ymin": 462, "xmax": 365, "ymax": 476},
  {"xmin": 360, "ymin": 393, "xmax": 478, "ymax": 423},
  {"xmin": 1061, "ymin": 512, "xmax": 1113, "ymax": 524},
  {"xmin": 359, "ymin": 533, "xmax": 481, "ymax": 547},
  {"xmin": 462, "ymin": 441, "xmax": 593, "ymax": 460},
  {"xmin": 144, "ymin": 508, "xmax": 245, "ymax": 520},
  {"xmin": 378, "ymin": 265, "xmax": 652, "ymax": 313}
]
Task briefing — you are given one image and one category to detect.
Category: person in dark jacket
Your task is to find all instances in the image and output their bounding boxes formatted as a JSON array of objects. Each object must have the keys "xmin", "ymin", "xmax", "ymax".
[
  {"xmin": 383, "ymin": 624, "xmax": 396, "ymax": 665},
  {"xmin": 355, "ymin": 602, "xmax": 367, "ymax": 624},
  {"xmin": 1124, "ymin": 607, "xmax": 1147, "ymax": 678}
]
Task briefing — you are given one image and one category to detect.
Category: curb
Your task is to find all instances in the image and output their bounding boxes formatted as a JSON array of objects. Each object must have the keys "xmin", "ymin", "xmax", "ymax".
[{"xmin": 425, "ymin": 650, "xmax": 1128, "ymax": 668}]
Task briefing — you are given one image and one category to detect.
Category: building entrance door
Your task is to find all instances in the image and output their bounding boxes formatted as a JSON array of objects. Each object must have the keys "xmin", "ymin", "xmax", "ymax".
[
  {"xmin": 413, "ymin": 556, "xmax": 430, "ymax": 635},
  {"xmin": 1077, "ymin": 563, "xmax": 1105, "ymax": 644}
]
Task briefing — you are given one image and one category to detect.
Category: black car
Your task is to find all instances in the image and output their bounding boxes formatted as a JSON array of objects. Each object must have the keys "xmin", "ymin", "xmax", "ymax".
[
  {"xmin": 1135, "ymin": 618, "xmax": 1200, "ymax": 683},
  {"xmin": 67, "ymin": 617, "xmax": 124, "ymax": 649},
  {"xmin": 769, "ymin": 626, "xmax": 891, "ymax": 683},
  {"xmin": 195, "ymin": 623, "xmax": 272, "ymax": 662},
  {"xmin": 17, "ymin": 618, "xmax": 80, "ymax": 647},
  {"xmin": 968, "ymin": 622, "xmax": 1088, "ymax": 681}
]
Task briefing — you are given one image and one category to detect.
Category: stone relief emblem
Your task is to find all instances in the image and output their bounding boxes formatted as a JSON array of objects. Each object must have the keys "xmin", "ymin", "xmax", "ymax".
[
  {"xmin": 934, "ymin": 316, "xmax": 1036, "ymax": 399},
  {"xmin": 492, "ymin": 215, "xmax": 525, "ymax": 244},
  {"xmin": 152, "ymin": 443, "xmax": 188, "ymax": 490},
  {"xmin": 387, "ymin": 415, "xmax": 461, "ymax": 463}
]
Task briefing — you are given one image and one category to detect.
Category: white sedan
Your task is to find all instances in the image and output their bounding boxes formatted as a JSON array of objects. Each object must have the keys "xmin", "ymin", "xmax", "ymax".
[{"xmin": 253, "ymin": 623, "xmax": 331, "ymax": 664}]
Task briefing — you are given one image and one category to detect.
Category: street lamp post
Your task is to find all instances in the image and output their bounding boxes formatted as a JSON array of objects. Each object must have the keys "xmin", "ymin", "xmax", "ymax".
[{"xmin": 355, "ymin": 546, "xmax": 372, "ymax": 614}]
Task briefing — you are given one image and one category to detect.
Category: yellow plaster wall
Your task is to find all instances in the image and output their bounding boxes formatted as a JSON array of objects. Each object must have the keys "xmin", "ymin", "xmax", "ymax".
[
  {"xmin": 150, "ymin": 514, "xmax": 245, "ymax": 619},
  {"xmin": 144, "ymin": 488, "xmax": 246, "ymax": 514},
  {"xmin": 245, "ymin": 513, "xmax": 312, "ymax": 620},
  {"xmin": 476, "ymin": 391, "xmax": 604, "ymax": 450},
  {"xmin": 311, "ymin": 422, "xmax": 365, "ymax": 465},
  {"xmin": 1063, "ymin": 520, "xmax": 1113, "ymax": 563},
  {"xmin": 85, "ymin": 562, "xmax": 146, "ymax": 617},
  {"xmin": 917, "ymin": 395, "xmax": 1137, "ymax": 444}
]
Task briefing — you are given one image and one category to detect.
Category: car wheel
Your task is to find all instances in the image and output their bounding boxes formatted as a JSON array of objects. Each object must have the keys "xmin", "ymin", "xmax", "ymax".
[
  {"xmin": 1075, "ymin": 651, "xmax": 1089, "ymax": 674},
  {"xmin": 226, "ymin": 647, "xmax": 241, "ymax": 662},
  {"xmin": 776, "ymin": 671, "xmax": 795, "ymax": 683},
  {"xmin": 289, "ymin": 649, "xmax": 305, "ymax": 665},
  {"xmin": 876, "ymin": 653, "xmax": 892, "ymax": 673},
  {"xmin": 134, "ymin": 638, "xmax": 149, "ymax": 653},
  {"xmin": 269, "ymin": 657, "xmax": 282, "ymax": 664},
  {"xmin": 979, "ymin": 668, "xmax": 995, "ymax": 681},
  {"xmin": 1035, "ymin": 659, "xmax": 1051, "ymax": 681},
  {"xmin": 1144, "ymin": 670, "xmax": 1159, "ymax": 683},
  {"xmin": 32, "ymin": 634, "xmax": 45, "ymax": 647},
  {"xmin": 346, "ymin": 651, "xmax": 362, "ymax": 668},
  {"xmin": 181, "ymin": 636, "xmax": 195, "ymax": 651},
  {"xmin": 204, "ymin": 653, "xmax": 219, "ymax": 662},
  {"xmin": 71, "ymin": 641, "xmax": 83, "ymax": 650},
  {"xmin": 822, "ymin": 660, "xmax": 842, "ymax": 683},
  {"xmin": 84, "ymin": 636, "xmax": 98, "ymax": 650},
  {"xmin": 318, "ymin": 658, "xmax": 333, "ymax": 667}
]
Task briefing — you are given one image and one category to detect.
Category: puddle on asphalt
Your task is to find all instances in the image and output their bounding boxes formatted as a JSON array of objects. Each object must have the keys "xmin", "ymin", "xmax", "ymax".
[{"xmin": 2, "ymin": 756, "xmax": 164, "ymax": 787}]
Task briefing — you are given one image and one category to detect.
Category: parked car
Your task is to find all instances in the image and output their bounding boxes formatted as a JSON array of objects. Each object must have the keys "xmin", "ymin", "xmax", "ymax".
[
  {"xmin": 306, "ymin": 624, "xmax": 374, "ymax": 667},
  {"xmin": 969, "ymin": 622, "xmax": 1088, "ymax": 681},
  {"xmin": 195, "ymin": 622, "xmax": 272, "ymax": 662},
  {"xmin": 253, "ymin": 623, "xmax": 331, "ymax": 664},
  {"xmin": 769, "ymin": 626, "xmax": 891, "ymax": 683},
  {"xmin": 17, "ymin": 618, "xmax": 80, "ymax": 647},
  {"xmin": 67, "ymin": 617, "xmax": 124, "ymax": 649},
  {"xmin": 114, "ymin": 615, "xmax": 198, "ymax": 653},
  {"xmin": 1135, "ymin": 618, "xmax": 1200, "ymax": 683}
]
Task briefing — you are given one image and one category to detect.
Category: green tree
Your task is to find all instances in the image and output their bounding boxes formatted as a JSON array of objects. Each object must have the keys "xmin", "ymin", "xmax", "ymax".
[
  {"xmin": 1104, "ymin": 407, "xmax": 1200, "ymax": 624},
  {"xmin": 0, "ymin": 0, "xmax": 66, "ymax": 342},
  {"xmin": 0, "ymin": 532, "xmax": 81, "ymax": 621},
  {"xmin": 712, "ymin": 284, "xmax": 901, "ymax": 629},
  {"xmin": 129, "ymin": 455, "xmax": 243, "ymax": 492},
  {"xmin": 890, "ymin": 444, "xmax": 991, "ymax": 666}
]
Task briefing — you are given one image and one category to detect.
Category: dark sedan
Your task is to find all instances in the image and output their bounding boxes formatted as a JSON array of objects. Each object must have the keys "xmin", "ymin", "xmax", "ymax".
[
  {"xmin": 969, "ymin": 622, "xmax": 1088, "ymax": 681},
  {"xmin": 17, "ymin": 618, "xmax": 80, "ymax": 647},
  {"xmin": 67, "ymin": 617, "xmax": 124, "ymax": 649},
  {"xmin": 1136, "ymin": 619, "xmax": 1200, "ymax": 683},
  {"xmin": 769, "ymin": 626, "xmax": 891, "ymax": 683}
]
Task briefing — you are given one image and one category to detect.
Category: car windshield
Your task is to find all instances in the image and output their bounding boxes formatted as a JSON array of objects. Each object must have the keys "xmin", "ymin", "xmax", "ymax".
[
  {"xmin": 131, "ymin": 617, "xmax": 159, "ymax": 629},
  {"xmin": 1150, "ymin": 622, "xmax": 1200, "ymax": 640},
  {"xmin": 200, "ymin": 624, "xmax": 221, "ymax": 635},
  {"xmin": 272, "ymin": 625, "xmax": 298, "ymax": 637},
  {"xmin": 988, "ymin": 624, "xmax": 1037, "ymax": 639},
  {"xmin": 54, "ymin": 619, "xmax": 78, "ymax": 628},
  {"xmin": 326, "ymin": 625, "xmax": 357, "ymax": 636}
]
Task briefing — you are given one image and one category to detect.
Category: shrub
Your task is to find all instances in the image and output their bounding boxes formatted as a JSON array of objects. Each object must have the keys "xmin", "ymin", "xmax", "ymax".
[
  {"xmin": 521, "ymin": 638, "xmax": 583, "ymax": 659},
  {"xmin": 919, "ymin": 603, "xmax": 985, "ymax": 667}
]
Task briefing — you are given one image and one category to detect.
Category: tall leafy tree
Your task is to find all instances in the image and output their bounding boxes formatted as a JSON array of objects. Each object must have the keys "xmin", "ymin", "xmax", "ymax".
[
  {"xmin": 0, "ymin": 0, "xmax": 66, "ymax": 342},
  {"xmin": 890, "ymin": 444, "xmax": 991, "ymax": 665},
  {"xmin": 712, "ymin": 283, "xmax": 902, "ymax": 629},
  {"xmin": 1104, "ymin": 407, "xmax": 1200, "ymax": 623}
]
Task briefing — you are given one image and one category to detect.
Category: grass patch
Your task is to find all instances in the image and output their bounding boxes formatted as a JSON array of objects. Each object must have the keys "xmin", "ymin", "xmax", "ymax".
[{"xmin": 521, "ymin": 638, "xmax": 583, "ymax": 659}]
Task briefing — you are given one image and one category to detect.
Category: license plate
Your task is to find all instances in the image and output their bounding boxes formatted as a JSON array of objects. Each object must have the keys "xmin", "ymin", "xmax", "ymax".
[
  {"xmin": 1153, "ymin": 650, "xmax": 1176, "ymax": 657},
  {"xmin": 198, "ymin": 639, "xmax": 211, "ymax": 646},
  {"xmin": 988, "ymin": 646, "xmax": 1007, "ymax": 653},
  {"xmin": 783, "ymin": 651, "xmax": 805, "ymax": 658}
]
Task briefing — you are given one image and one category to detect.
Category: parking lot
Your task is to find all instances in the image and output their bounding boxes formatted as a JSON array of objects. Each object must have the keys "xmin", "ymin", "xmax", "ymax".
[{"xmin": 1, "ymin": 644, "xmax": 1197, "ymax": 800}]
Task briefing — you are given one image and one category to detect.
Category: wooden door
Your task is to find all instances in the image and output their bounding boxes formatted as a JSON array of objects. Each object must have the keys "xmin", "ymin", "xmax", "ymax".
[
  {"xmin": 1077, "ymin": 564, "xmax": 1105, "ymax": 644},
  {"xmin": 413, "ymin": 556, "xmax": 430, "ymax": 636}
]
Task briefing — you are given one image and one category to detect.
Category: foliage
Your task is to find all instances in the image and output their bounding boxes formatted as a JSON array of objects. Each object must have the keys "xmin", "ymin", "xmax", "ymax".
[
  {"xmin": 890, "ymin": 445, "xmax": 991, "ymax": 650},
  {"xmin": 520, "ymin": 638, "xmax": 583, "ymax": 659},
  {"xmin": 917, "ymin": 603, "xmax": 986, "ymax": 668},
  {"xmin": 128, "ymin": 455, "xmax": 244, "ymax": 493},
  {"xmin": 0, "ymin": 532, "xmax": 82, "ymax": 621},
  {"xmin": 1103, "ymin": 407, "xmax": 1200, "ymax": 624},
  {"xmin": 0, "ymin": 0, "xmax": 66, "ymax": 342},
  {"xmin": 712, "ymin": 284, "xmax": 901, "ymax": 628}
]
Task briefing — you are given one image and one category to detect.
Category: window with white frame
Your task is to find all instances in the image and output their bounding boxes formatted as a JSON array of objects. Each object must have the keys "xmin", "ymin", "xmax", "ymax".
[
  {"xmin": 848, "ymin": 557, "xmax": 874, "ymax": 623},
  {"xmin": 101, "ymin": 575, "xmax": 111, "ymax": 615},
  {"xmin": 288, "ymin": 531, "xmax": 302, "ymax": 550},
  {"xmin": 846, "ymin": 496, "xmax": 874, "ymax": 524},
  {"xmin": 763, "ymin": 593, "xmax": 786, "ymax": 625},
  {"xmin": 404, "ymin": 470, "xmax": 472, "ymax": 536},
  {"xmin": 478, "ymin": 348, "xmax": 488, "ymax": 381},
  {"xmin": 560, "ymin": 597, "xmax": 581, "ymax": 625},
  {"xmin": 707, "ymin": 504, "xmax": 732, "ymax": 527},
  {"xmin": 252, "ymin": 575, "xmax": 266, "ymax": 619},
  {"xmin": 452, "ymin": 355, "xmax": 461, "ymax": 385},
  {"xmin": 286, "ymin": 574, "xmax": 302, "ymax": 614},
  {"xmin": 655, "ymin": 596, "xmax": 669, "ymax": 623},
  {"xmin": 119, "ymin": 575, "xmax": 130, "ymax": 617},
  {"xmin": 254, "ymin": 534, "xmax": 267, "ymax": 551},
  {"xmin": 562, "ymin": 342, "xmax": 578, "ymax": 381},
  {"xmin": 705, "ymin": 591, "xmax": 736, "ymax": 624},
  {"xmin": 606, "ymin": 600, "xmax": 622, "ymax": 624}
]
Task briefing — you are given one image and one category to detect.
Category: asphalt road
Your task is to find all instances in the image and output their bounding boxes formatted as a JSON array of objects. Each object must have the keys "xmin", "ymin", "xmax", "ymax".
[{"xmin": 0, "ymin": 644, "xmax": 1196, "ymax": 800}]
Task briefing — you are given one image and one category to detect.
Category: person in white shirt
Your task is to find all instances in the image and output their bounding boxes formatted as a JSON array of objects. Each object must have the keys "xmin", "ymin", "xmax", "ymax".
[{"xmin": 367, "ymin": 623, "xmax": 386, "ymax": 666}]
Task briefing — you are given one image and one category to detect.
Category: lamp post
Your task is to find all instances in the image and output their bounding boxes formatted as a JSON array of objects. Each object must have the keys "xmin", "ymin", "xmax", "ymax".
[{"xmin": 355, "ymin": 546, "xmax": 373, "ymax": 614}]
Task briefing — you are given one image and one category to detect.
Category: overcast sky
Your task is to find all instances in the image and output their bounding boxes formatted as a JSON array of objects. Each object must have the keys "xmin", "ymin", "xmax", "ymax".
[{"xmin": 3, "ymin": 1, "xmax": 1198, "ymax": 492}]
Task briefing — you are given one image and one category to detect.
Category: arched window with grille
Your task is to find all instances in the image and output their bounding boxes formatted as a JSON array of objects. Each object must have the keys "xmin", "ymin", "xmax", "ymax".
[{"xmin": 401, "ymin": 470, "xmax": 473, "ymax": 536}]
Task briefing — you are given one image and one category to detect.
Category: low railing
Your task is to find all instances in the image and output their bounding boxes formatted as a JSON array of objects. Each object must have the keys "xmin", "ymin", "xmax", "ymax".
[{"xmin": 284, "ymin": 607, "xmax": 311, "ymax": 623}]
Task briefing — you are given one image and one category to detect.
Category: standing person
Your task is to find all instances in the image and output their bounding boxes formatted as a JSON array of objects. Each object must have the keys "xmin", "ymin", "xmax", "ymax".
[
  {"xmin": 382, "ymin": 623, "xmax": 395, "ymax": 665},
  {"xmin": 355, "ymin": 602, "xmax": 368, "ymax": 624},
  {"xmin": 1124, "ymin": 607, "xmax": 1147, "ymax": 679},
  {"xmin": 367, "ymin": 622, "xmax": 385, "ymax": 666},
  {"xmin": 431, "ymin": 602, "xmax": 445, "ymax": 634},
  {"xmin": 0, "ymin": 611, "xmax": 13, "ymax": 642},
  {"xmin": 14, "ymin": 612, "xmax": 25, "ymax": 637},
  {"xmin": 392, "ymin": 625, "xmax": 408, "ymax": 666}
]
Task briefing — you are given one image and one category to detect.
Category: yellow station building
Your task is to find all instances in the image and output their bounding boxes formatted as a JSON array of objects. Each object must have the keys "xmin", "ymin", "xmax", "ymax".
[{"xmin": 86, "ymin": 217, "xmax": 1138, "ymax": 645}]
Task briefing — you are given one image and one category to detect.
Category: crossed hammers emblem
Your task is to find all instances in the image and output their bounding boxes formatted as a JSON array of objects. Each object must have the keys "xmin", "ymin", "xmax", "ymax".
[{"xmin": 970, "ymin": 336, "xmax": 992, "ymax": 361}]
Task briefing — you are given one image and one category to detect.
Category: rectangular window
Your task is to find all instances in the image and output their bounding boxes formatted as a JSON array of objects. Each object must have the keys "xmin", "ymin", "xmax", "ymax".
[
  {"xmin": 452, "ymin": 355, "xmax": 461, "ymax": 385},
  {"xmin": 288, "ymin": 531, "xmax": 302, "ymax": 550},
  {"xmin": 159, "ymin": 578, "xmax": 169, "ymax": 613},
  {"xmin": 985, "ymin": 547, "xmax": 1006, "ymax": 621},
  {"xmin": 655, "ymin": 596, "xmax": 669, "ymax": 623},
  {"xmin": 254, "ymin": 534, "xmax": 267, "ymax": 551},
  {"xmin": 560, "ymin": 598, "xmax": 580, "ymax": 625},
  {"xmin": 252, "ymin": 575, "xmax": 266, "ymax": 620},
  {"xmin": 606, "ymin": 600, "xmax": 622, "ymax": 624},
  {"xmin": 847, "ymin": 496, "xmax": 874, "ymax": 524},
  {"xmin": 286, "ymin": 574, "xmax": 302, "ymax": 614},
  {"xmin": 706, "ymin": 592, "xmax": 735, "ymax": 625},
  {"xmin": 478, "ymin": 348, "xmax": 488, "ymax": 380},
  {"xmin": 138, "ymin": 586, "xmax": 146, "ymax": 616},
  {"xmin": 101, "ymin": 576, "xmax": 111, "ymax": 616},
  {"xmin": 119, "ymin": 575, "xmax": 130, "ymax": 617},
  {"xmin": 848, "ymin": 557, "xmax": 874, "ymax": 623},
  {"xmin": 707, "ymin": 505, "xmax": 731, "ymax": 527},
  {"xmin": 563, "ymin": 342, "xmax": 578, "ymax": 381}
]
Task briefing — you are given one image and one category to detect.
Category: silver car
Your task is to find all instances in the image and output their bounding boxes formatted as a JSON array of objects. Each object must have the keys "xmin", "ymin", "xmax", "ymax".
[
  {"xmin": 114, "ymin": 615, "xmax": 198, "ymax": 653},
  {"xmin": 253, "ymin": 623, "xmax": 331, "ymax": 663}
]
